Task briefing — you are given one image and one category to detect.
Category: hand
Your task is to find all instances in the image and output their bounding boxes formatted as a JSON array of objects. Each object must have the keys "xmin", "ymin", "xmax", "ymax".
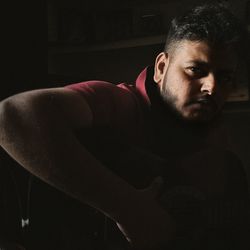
[{"xmin": 115, "ymin": 177, "xmax": 176, "ymax": 250}]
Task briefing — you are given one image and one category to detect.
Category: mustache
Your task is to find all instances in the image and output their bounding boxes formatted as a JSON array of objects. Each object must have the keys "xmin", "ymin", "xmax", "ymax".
[{"xmin": 187, "ymin": 95, "xmax": 218, "ymax": 108}]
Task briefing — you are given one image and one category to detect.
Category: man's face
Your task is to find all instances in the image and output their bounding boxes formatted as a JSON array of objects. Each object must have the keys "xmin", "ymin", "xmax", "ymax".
[{"xmin": 154, "ymin": 40, "xmax": 238, "ymax": 123}]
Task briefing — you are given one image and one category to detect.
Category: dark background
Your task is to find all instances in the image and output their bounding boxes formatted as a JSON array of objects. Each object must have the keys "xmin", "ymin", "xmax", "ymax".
[
  {"xmin": 1, "ymin": 1, "xmax": 47, "ymax": 101},
  {"xmin": 0, "ymin": 0, "xmax": 250, "ymax": 248}
]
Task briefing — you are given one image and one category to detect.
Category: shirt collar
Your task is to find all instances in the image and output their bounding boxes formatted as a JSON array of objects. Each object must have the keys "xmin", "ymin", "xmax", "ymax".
[{"xmin": 135, "ymin": 65, "xmax": 157, "ymax": 107}]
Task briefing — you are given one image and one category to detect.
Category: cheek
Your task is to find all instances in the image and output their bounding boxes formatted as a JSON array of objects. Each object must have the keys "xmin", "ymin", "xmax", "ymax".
[
  {"xmin": 176, "ymin": 83, "xmax": 190, "ymax": 101},
  {"xmin": 164, "ymin": 70, "xmax": 187, "ymax": 95},
  {"xmin": 162, "ymin": 68, "xmax": 196, "ymax": 106},
  {"xmin": 175, "ymin": 79, "xmax": 194, "ymax": 102},
  {"xmin": 174, "ymin": 70, "xmax": 196, "ymax": 97}
]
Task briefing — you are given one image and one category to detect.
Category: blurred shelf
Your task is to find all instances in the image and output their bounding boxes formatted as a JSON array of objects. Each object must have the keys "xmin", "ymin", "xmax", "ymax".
[
  {"xmin": 223, "ymin": 101, "xmax": 250, "ymax": 114},
  {"xmin": 48, "ymin": 35, "xmax": 166, "ymax": 54}
]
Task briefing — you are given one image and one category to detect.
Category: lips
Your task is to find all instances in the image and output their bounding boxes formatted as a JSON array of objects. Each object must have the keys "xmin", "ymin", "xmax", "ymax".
[{"xmin": 188, "ymin": 96, "xmax": 217, "ymax": 110}]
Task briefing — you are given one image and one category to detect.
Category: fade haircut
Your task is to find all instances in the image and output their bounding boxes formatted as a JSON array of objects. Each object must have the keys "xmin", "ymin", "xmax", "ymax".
[{"xmin": 164, "ymin": 3, "xmax": 246, "ymax": 56}]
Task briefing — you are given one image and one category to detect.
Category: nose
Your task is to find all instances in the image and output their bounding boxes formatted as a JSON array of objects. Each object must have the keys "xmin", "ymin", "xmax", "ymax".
[{"xmin": 200, "ymin": 73, "xmax": 216, "ymax": 95}]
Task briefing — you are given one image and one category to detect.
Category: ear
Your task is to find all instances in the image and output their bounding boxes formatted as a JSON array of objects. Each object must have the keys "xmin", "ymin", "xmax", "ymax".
[{"xmin": 153, "ymin": 52, "xmax": 169, "ymax": 84}]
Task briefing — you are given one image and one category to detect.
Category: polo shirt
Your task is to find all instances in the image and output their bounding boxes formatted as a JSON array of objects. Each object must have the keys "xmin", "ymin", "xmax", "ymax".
[
  {"xmin": 64, "ymin": 67, "xmax": 249, "ymax": 250},
  {"xmin": 65, "ymin": 66, "xmax": 217, "ymax": 158},
  {"xmin": 64, "ymin": 66, "xmax": 222, "ymax": 185},
  {"xmin": 65, "ymin": 66, "xmax": 150, "ymax": 137}
]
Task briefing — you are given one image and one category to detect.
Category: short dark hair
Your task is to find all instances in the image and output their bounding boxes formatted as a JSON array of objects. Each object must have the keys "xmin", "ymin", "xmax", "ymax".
[{"xmin": 164, "ymin": 3, "xmax": 246, "ymax": 54}]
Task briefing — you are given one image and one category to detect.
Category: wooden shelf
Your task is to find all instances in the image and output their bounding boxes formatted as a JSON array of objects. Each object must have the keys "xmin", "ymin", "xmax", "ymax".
[{"xmin": 48, "ymin": 35, "xmax": 166, "ymax": 54}]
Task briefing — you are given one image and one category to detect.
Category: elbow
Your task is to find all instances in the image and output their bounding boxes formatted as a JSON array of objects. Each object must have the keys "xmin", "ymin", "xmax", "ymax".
[
  {"xmin": 0, "ymin": 92, "xmax": 40, "ymax": 133},
  {"xmin": 0, "ymin": 95, "xmax": 35, "ymax": 154},
  {"xmin": 0, "ymin": 98, "xmax": 19, "ymax": 142},
  {"xmin": 0, "ymin": 98, "xmax": 14, "ymax": 125},
  {"xmin": 0, "ymin": 93, "xmax": 33, "ymax": 147}
]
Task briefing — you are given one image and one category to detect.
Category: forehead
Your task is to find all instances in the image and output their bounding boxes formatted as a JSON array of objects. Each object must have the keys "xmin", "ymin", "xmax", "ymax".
[{"xmin": 172, "ymin": 40, "xmax": 238, "ymax": 70}]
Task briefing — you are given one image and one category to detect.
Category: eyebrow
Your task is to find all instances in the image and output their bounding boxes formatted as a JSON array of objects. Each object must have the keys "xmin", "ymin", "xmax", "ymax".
[
  {"xmin": 185, "ymin": 60, "xmax": 235, "ymax": 73},
  {"xmin": 184, "ymin": 60, "xmax": 209, "ymax": 66}
]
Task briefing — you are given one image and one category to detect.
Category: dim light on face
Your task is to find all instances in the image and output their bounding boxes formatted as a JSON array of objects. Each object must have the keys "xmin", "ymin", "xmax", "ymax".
[{"xmin": 155, "ymin": 40, "xmax": 237, "ymax": 123}]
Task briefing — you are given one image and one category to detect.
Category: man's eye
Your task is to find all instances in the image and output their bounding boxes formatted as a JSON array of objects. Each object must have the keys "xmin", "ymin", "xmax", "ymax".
[{"xmin": 187, "ymin": 67, "xmax": 203, "ymax": 76}]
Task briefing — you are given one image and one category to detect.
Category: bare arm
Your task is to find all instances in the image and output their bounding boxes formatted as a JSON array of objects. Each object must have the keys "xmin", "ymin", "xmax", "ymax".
[
  {"xmin": 0, "ymin": 87, "xmax": 175, "ymax": 249},
  {"xmin": 0, "ymin": 87, "xmax": 138, "ymax": 218}
]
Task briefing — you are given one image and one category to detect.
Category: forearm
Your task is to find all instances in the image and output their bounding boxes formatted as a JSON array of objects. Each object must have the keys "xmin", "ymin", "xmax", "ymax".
[
  {"xmin": 0, "ymin": 89, "xmax": 176, "ymax": 249},
  {"xmin": 0, "ymin": 96, "xmax": 137, "ymax": 221}
]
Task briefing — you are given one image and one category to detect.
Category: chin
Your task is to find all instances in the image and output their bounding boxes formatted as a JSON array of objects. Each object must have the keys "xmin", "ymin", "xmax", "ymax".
[
  {"xmin": 180, "ymin": 111, "xmax": 216, "ymax": 123},
  {"xmin": 181, "ymin": 104, "xmax": 221, "ymax": 123},
  {"xmin": 182, "ymin": 111, "xmax": 217, "ymax": 124}
]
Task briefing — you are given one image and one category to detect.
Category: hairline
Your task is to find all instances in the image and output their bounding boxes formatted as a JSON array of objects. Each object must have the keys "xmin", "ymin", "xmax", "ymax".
[{"xmin": 164, "ymin": 38, "xmax": 240, "ymax": 61}]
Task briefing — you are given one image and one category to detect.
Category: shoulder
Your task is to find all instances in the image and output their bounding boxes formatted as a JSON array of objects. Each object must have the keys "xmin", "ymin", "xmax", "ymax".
[
  {"xmin": 66, "ymin": 80, "xmax": 132, "ymax": 100},
  {"xmin": 65, "ymin": 80, "xmax": 143, "ymax": 126}
]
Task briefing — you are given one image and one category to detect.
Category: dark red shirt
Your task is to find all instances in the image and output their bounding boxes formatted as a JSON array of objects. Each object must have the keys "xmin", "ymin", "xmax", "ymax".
[
  {"xmin": 65, "ymin": 66, "xmax": 225, "ymax": 156},
  {"xmin": 64, "ymin": 67, "xmax": 249, "ymax": 249}
]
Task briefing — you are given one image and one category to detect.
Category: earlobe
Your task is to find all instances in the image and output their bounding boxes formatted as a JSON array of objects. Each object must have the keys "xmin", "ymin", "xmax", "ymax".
[{"xmin": 153, "ymin": 52, "xmax": 169, "ymax": 84}]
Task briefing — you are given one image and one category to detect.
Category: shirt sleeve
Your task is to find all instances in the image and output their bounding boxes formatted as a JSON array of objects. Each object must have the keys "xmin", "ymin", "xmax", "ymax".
[{"xmin": 64, "ymin": 81, "xmax": 142, "ymax": 128}]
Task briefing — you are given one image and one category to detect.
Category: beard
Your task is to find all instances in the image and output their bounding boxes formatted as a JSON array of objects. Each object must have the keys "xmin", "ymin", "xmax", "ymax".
[
  {"xmin": 159, "ymin": 84, "xmax": 187, "ymax": 121},
  {"xmin": 159, "ymin": 81, "xmax": 218, "ymax": 125}
]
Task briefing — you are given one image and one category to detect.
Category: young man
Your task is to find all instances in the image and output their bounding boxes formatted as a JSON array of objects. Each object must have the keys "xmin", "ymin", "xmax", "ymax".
[{"xmin": 0, "ymin": 3, "xmax": 249, "ymax": 250}]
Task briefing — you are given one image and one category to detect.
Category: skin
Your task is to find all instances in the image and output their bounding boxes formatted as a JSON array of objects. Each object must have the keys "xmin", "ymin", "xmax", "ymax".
[{"xmin": 154, "ymin": 40, "xmax": 238, "ymax": 123}]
